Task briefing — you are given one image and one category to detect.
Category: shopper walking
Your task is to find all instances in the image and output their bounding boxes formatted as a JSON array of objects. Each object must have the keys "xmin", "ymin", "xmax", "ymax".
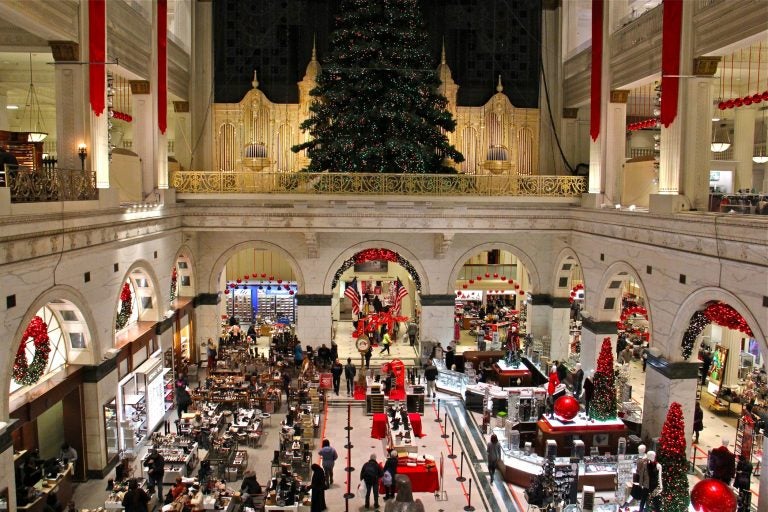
[
  {"xmin": 206, "ymin": 339, "xmax": 217, "ymax": 371},
  {"xmin": 364, "ymin": 346, "xmax": 372, "ymax": 369},
  {"xmin": 318, "ymin": 439, "xmax": 338, "ymax": 487},
  {"xmin": 344, "ymin": 358, "xmax": 357, "ymax": 396},
  {"xmin": 407, "ymin": 321, "xmax": 417, "ymax": 346},
  {"xmin": 310, "ymin": 463, "xmax": 327, "ymax": 512},
  {"xmin": 380, "ymin": 330, "xmax": 391, "ymax": 355},
  {"xmin": 487, "ymin": 434, "xmax": 502, "ymax": 483},
  {"xmin": 143, "ymin": 448, "xmax": 165, "ymax": 500},
  {"xmin": 330, "ymin": 359, "xmax": 343, "ymax": 396},
  {"xmin": 693, "ymin": 402, "xmax": 704, "ymax": 443},
  {"xmin": 360, "ymin": 454, "xmax": 383, "ymax": 510},
  {"xmin": 382, "ymin": 449, "xmax": 398, "ymax": 500},
  {"xmin": 424, "ymin": 363, "xmax": 438, "ymax": 399},
  {"xmin": 294, "ymin": 341, "xmax": 303, "ymax": 369}
]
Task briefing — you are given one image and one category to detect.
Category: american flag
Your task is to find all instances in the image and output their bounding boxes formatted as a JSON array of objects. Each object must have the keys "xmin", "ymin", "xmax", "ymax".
[
  {"xmin": 393, "ymin": 278, "xmax": 408, "ymax": 314},
  {"xmin": 344, "ymin": 278, "xmax": 361, "ymax": 316}
]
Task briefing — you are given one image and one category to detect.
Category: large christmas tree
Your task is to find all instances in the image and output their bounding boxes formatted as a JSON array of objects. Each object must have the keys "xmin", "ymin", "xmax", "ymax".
[
  {"xmin": 657, "ymin": 402, "xmax": 690, "ymax": 512},
  {"xmin": 292, "ymin": 0, "xmax": 463, "ymax": 173},
  {"xmin": 589, "ymin": 337, "xmax": 618, "ymax": 420}
]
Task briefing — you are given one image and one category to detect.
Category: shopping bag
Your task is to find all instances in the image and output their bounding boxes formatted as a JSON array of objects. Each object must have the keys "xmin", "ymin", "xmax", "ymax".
[{"xmin": 357, "ymin": 480, "xmax": 368, "ymax": 498}]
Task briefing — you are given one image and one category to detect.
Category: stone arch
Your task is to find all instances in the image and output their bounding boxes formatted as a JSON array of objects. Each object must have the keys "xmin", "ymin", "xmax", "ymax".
[
  {"xmin": 671, "ymin": 287, "xmax": 766, "ymax": 361},
  {"xmin": 552, "ymin": 248, "xmax": 586, "ymax": 298},
  {"xmin": 114, "ymin": 261, "xmax": 163, "ymax": 336},
  {"xmin": 172, "ymin": 245, "xmax": 197, "ymax": 297},
  {"xmin": 323, "ymin": 241, "xmax": 429, "ymax": 295},
  {"xmin": 591, "ymin": 261, "xmax": 651, "ymax": 330},
  {"xmin": 208, "ymin": 240, "xmax": 306, "ymax": 295},
  {"xmin": 447, "ymin": 242, "xmax": 540, "ymax": 295},
  {"xmin": 3, "ymin": 285, "xmax": 99, "ymax": 417}
]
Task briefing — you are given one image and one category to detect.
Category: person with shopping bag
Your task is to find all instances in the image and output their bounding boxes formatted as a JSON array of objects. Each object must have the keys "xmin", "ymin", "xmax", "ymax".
[{"xmin": 360, "ymin": 453, "xmax": 383, "ymax": 510}]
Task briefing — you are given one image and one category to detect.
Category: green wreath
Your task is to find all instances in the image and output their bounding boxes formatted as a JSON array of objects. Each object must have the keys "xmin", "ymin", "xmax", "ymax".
[{"xmin": 13, "ymin": 316, "xmax": 51, "ymax": 386}]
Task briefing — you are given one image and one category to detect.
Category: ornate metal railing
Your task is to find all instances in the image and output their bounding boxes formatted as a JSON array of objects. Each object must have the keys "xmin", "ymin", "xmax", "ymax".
[
  {"xmin": 4, "ymin": 166, "xmax": 99, "ymax": 203},
  {"xmin": 170, "ymin": 171, "xmax": 587, "ymax": 197}
]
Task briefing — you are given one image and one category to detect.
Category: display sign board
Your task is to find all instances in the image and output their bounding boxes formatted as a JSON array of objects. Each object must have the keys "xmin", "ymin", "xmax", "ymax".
[{"xmin": 319, "ymin": 373, "xmax": 332, "ymax": 390}]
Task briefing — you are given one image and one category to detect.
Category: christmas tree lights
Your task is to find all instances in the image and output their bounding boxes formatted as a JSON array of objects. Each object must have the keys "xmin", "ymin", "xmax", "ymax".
[
  {"xmin": 657, "ymin": 402, "xmax": 690, "ymax": 512},
  {"xmin": 589, "ymin": 337, "xmax": 617, "ymax": 420},
  {"xmin": 292, "ymin": 0, "xmax": 463, "ymax": 173}
]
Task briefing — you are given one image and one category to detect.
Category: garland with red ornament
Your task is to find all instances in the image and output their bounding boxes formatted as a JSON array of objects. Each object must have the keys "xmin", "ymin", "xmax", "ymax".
[
  {"xmin": 657, "ymin": 402, "xmax": 690, "ymax": 512},
  {"xmin": 13, "ymin": 316, "xmax": 51, "ymax": 386},
  {"xmin": 681, "ymin": 302, "xmax": 753, "ymax": 360},
  {"xmin": 169, "ymin": 267, "xmax": 178, "ymax": 304},
  {"xmin": 353, "ymin": 311, "xmax": 409, "ymax": 341},
  {"xmin": 568, "ymin": 283, "xmax": 584, "ymax": 304},
  {"xmin": 617, "ymin": 305, "xmax": 651, "ymax": 342},
  {"xmin": 330, "ymin": 248, "xmax": 421, "ymax": 292},
  {"xmin": 115, "ymin": 282, "xmax": 133, "ymax": 331},
  {"xmin": 589, "ymin": 337, "xmax": 618, "ymax": 420}
]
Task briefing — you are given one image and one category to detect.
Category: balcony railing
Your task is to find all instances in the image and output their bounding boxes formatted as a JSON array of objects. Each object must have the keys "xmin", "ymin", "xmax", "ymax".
[
  {"xmin": 170, "ymin": 171, "xmax": 588, "ymax": 198},
  {"xmin": 3, "ymin": 166, "xmax": 99, "ymax": 203}
]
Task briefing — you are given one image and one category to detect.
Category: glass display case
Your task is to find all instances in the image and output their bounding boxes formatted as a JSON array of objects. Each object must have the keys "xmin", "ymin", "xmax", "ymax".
[
  {"xmin": 117, "ymin": 354, "xmax": 168, "ymax": 454},
  {"xmin": 433, "ymin": 358, "xmax": 469, "ymax": 396},
  {"xmin": 104, "ymin": 399, "xmax": 119, "ymax": 461}
]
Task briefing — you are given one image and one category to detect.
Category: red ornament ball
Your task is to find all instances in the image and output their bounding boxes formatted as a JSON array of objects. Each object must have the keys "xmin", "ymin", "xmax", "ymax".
[
  {"xmin": 718, "ymin": 101, "xmax": 726, "ymax": 110},
  {"xmin": 726, "ymin": 99, "xmax": 735, "ymax": 108},
  {"xmin": 236, "ymin": 278, "xmax": 242, "ymax": 283},
  {"xmin": 518, "ymin": 290, "xmax": 525, "ymax": 295},
  {"xmin": 743, "ymin": 96, "xmax": 752, "ymax": 106},
  {"xmin": 289, "ymin": 290, "xmax": 294, "ymax": 295},
  {"xmin": 762, "ymin": 90, "xmax": 768, "ymax": 101},
  {"xmin": 554, "ymin": 395, "xmax": 580, "ymax": 421},
  {"xmin": 735, "ymin": 98, "xmax": 743, "ymax": 107},
  {"xmin": 753, "ymin": 93, "xmax": 762, "ymax": 104},
  {"xmin": 501, "ymin": 276, "xmax": 506, "ymax": 281},
  {"xmin": 462, "ymin": 284, "xmax": 468, "ymax": 289},
  {"xmin": 493, "ymin": 273, "xmax": 499, "ymax": 278},
  {"xmin": 485, "ymin": 273, "xmax": 490, "ymax": 278},
  {"xmin": 224, "ymin": 289, "xmax": 230, "ymax": 295},
  {"xmin": 690, "ymin": 479, "xmax": 737, "ymax": 512},
  {"xmin": 261, "ymin": 273, "xmax": 266, "ymax": 278}
]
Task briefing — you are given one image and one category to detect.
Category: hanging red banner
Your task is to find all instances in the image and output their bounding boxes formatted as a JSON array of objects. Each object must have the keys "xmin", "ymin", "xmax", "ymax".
[
  {"xmin": 660, "ymin": 0, "xmax": 683, "ymax": 127},
  {"xmin": 590, "ymin": 0, "xmax": 604, "ymax": 141},
  {"xmin": 158, "ymin": 0, "xmax": 168, "ymax": 134},
  {"xmin": 88, "ymin": 0, "xmax": 106, "ymax": 116}
]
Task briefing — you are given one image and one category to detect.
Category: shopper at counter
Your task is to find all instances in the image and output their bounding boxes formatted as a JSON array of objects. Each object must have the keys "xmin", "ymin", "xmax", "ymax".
[
  {"xmin": 59, "ymin": 442, "xmax": 78, "ymax": 464},
  {"xmin": 122, "ymin": 479, "xmax": 151, "ymax": 512},
  {"xmin": 144, "ymin": 448, "xmax": 165, "ymax": 499},
  {"xmin": 240, "ymin": 470, "xmax": 263, "ymax": 498},
  {"xmin": 383, "ymin": 450, "xmax": 398, "ymax": 500}
]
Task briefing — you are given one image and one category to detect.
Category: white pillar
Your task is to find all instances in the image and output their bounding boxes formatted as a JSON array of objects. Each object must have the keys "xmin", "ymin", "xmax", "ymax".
[
  {"xmin": 586, "ymin": 0, "xmax": 611, "ymax": 199},
  {"xmin": 172, "ymin": 103, "xmax": 192, "ymax": 171},
  {"xmin": 190, "ymin": 0, "xmax": 213, "ymax": 171},
  {"xmin": 733, "ymin": 106, "xmax": 757, "ymax": 192},
  {"xmin": 51, "ymin": 54, "xmax": 88, "ymax": 170},
  {"xmin": 641, "ymin": 355, "xmax": 699, "ymax": 442},
  {"xmin": 131, "ymin": 84, "xmax": 154, "ymax": 198},
  {"xmin": 539, "ymin": 2, "xmax": 563, "ymax": 174},
  {"xmin": 420, "ymin": 295, "xmax": 455, "ymax": 352},
  {"xmin": 578, "ymin": 316, "xmax": 618, "ymax": 378},
  {"xmin": 681, "ymin": 76, "xmax": 716, "ymax": 211},
  {"xmin": 605, "ymin": 91, "xmax": 629, "ymax": 204},
  {"xmin": 0, "ymin": 89, "xmax": 8, "ymax": 131},
  {"xmin": 152, "ymin": 3, "xmax": 168, "ymax": 190},
  {"xmin": 550, "ymin": 305, "xmax": 571, "ymax": 363},
  {"xmin": 296, "ymin": 296, "xmax": 333, "ymax": 348}
]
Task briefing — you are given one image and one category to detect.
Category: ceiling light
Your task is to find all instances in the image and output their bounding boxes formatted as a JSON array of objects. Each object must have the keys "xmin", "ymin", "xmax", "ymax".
[
  {"xmin": 710, "ymin": 123, "xmax": 730, "ymax": 153},
  {"xmin": 711, "ymin": 117, "xmax": 720, "ymax": 122},
  {"xmin": 20, "ymin": 54, "xmax": 47, "ymax": 142},
  {"xmin": 6, "ymin": 105, "xmax": 18, "ymax": 110}
]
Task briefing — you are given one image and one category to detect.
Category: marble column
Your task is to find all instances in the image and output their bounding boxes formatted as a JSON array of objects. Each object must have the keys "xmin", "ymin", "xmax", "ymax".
[
  {"xmin": 190, "ymin": 0, "xmax": 213, "ymax": 171},
  {"xmin": 172, "ymin": 101, "xmax": 191, "ymax": 171},
  {"xmin": 0, "ymin": 88, "xmax": 8, "ymax": 131},
  {"xmin": 605, "ymin": 90, "xmax": 629, "ymax": 205},
  {"xmin": 528, "ymin": 295, "xmax": 571, "ymax": 363},
  {"xmin": 296, "ymin": 295, "xmax": 332, "ymax": 348},
  {"xmin": 539, "ymin": 1, "xmax": 563, "ymax": 174},
  {"xmin": 0, "ymin": 432, "xmax": 16, "ymax": 511},
  {"xmin": 193, "ymin": 293, "xmax": 221, "ymax": 361},
  {"xmin": 82, "ymin": 363, "xmax": 119, "ymax": 478},
  {"xmin": 130, "ymin": 81, "xmax": 155, "ymax": 198},
  {"xmin": 641, "ymin": 354, "xmax": 699, "ymax": 442},
  {"xmin": 152, "ymin": 2, "xmax": 168, "ymax": 190},
  {"xmin": 419, "ymin": 295, "xmax": 455, "ymax": 352},
  {"xmin": 586, "ymin": 0, "xmax": 610, "ymax": 199},
  {"xmin": 562, "ymin": 108, "xmax": 580, "ymax": 172},
  {"xmin": 49, "ymin": 41, "xmax": 87, "ymax": 169},
  {"xmin": 579, "ymin": 316, "xmax": 617, "ymax": 377},
  {"xmin": 733, "ymin": 105, "xmax": 757, "ymax": 192}
]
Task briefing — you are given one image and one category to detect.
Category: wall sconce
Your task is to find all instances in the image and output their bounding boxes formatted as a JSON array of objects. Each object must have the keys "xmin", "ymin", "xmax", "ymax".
[{"xmin": 78, "ymin": 143, "xmax": 87, "ymax": 171}]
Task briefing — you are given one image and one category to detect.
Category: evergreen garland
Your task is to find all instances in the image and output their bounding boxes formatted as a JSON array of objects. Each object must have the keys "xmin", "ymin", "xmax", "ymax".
[
  {"xmin": 589, "ymin": 337, "xmax": 617, "ymax": 420},
  {"xmin": 292, "ymin": 0, "xmax": 463, "ymax": 173},
  {"xmin": 115, "ymin": 282, "xmax": 133, "ymax": 331},
  {"xmin": 657, "ymin": 402, "xmax": 690, "ymax": 512},
  {"xmin": 12, "ymin": 316, "xmax": 51, "ymax": 386}
]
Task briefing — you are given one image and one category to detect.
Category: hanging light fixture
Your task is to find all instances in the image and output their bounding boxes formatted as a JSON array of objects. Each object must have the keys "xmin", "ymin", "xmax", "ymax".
[
  {"xmin": 710, "ymin": 123, "xmax": 731, "ymax": 153},
  {"xmin": 20, "ymin": 54, "xmax": 47, "ymax": 142},
  {"xmin": 753, "ymin": 107, "xmax": 768, "ymax": 163}
]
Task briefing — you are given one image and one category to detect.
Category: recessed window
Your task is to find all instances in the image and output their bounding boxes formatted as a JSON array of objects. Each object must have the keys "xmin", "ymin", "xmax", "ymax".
[
  {"xmin": 141, "ymin": 296, "xmax": 153, "ymax": 309},
  {"xmin": 181, "ymin": 276, "xmax": 191, "ymax": 286},
  {"xmin": 84, "ymin": 272, "xmax": 90, "ymax": 283},
  {"xmin": 6, "ymin": 295, "xmax": 15, "ymax": 309},
  {"xmin": 558, "ymin": 277, "xmax": 569, "ymax": 288},
  {"xmin": 604, "ymin": 297, "xmax": 616, "ymax": 310},
  {"xmin": 69, "ymin": 332, "xmax": 86, "ymax": 349},
  {"xmin": 60, "ymin": 310, "xmax": 78, "ymax": 322}
]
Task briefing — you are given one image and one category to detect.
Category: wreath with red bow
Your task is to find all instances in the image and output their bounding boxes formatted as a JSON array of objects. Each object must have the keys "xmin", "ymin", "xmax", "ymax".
[{"xmin": 13, "ymin": 316, "xmax": 51, "ymax": 386}]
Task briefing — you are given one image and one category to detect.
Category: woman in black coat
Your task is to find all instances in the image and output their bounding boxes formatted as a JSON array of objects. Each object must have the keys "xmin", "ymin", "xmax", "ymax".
[{"xmin": 310, "ymin": 463, "xmax": 326, "ymax": 512}]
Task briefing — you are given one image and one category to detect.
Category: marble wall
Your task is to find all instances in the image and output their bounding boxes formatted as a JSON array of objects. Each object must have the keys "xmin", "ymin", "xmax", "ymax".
[{"xmin": 641, "ymin": 364, "xmax": 698, "ymax": 441}]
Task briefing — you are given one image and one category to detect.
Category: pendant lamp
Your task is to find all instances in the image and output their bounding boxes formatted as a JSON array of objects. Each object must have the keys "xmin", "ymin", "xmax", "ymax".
[
  {"xmin": 710, "ymin": 123, "xmax": 730, "ymax": 153},
  {"xmin": 753, "ymin": 108, "xmax": 768, "ymax": 163},
  {"xmin": 20, "ymin": 54, "xmax": 47, "ymax": 143}
]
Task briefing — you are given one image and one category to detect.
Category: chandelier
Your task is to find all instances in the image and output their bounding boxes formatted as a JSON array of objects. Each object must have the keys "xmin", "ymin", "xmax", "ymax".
[
  {"xmin": 710, "ymin": 123, "xmax": 730, "ymax": 153},
  {"xmin": 20, "ymin": 54, "xmax": 47, "ymax": 143}
]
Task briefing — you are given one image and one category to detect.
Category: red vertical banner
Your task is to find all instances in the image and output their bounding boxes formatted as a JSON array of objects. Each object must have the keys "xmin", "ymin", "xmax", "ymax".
[
  {"xmin": 660, "ymin": 0, "xmax": 683, "ymax": 127},
  {"xmin": 158, "ymin": 0, "xmax": 168, "ymax": 134},
  {"xmin": 88, "ymin": 0, "xmax": 106, "ymax": 116},
  {"xmin": 590, "ymin": 0, "xmax": 604, "ymax": 141}
]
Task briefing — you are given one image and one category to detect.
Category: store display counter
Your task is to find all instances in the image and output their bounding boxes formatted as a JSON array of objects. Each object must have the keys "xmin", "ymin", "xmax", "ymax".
[
  {"xmin": 536, "ymin": 416, "xmax": 629, "ymax": 457},
  {"xmin": 378, "ymin": 460, "xmax": 439, "ymax": 493},
  {"xmin": 19, "ymin": 464, "xmax": 73, "ymax": 512}
]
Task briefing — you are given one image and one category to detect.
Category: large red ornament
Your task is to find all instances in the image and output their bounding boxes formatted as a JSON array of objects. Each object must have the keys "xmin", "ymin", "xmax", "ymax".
[
  {"xmin": 554, "ymin": 395, "xmax": 580, "ymax": 421},
  {"xmin": 690, "ymin": 479, "xmax": 737, "ymax": 512}
]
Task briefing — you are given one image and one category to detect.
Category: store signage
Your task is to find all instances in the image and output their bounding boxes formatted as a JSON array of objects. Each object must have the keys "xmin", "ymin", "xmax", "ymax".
[{"xmin": 145, "ymin": 361, "xmax": 163, "ymax": 383}]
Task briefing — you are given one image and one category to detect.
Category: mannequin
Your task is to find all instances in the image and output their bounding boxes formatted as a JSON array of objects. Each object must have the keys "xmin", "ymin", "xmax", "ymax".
[
  {"xmin": 708, "ymin": 438, "xmax": 736, "ymax": 484},
  {"xmin": 547, "ymin": 365, "xmax": 560, "ymax": 417},
  {"xmin": 572, "ymin": 363, "xmax": 584, "ymax": 398},
  {"xmin": 583, "ymin": 369, "xmax": 595, "ymax": 416},
  {"xmin": 637, "ymin": 450, "xmax": 662, "ymax": 512},
  {"xmin": 627, "ymin": 444, "xmax": 647, "ymax": 504}
]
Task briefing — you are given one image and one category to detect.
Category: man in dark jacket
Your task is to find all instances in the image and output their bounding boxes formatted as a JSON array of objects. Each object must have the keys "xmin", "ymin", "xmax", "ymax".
[
  {"xmin": 344, "ymin": 358, "xmax": 357, "ymax": 396},
  {"xmin": 424, "ymin": 363, "xmax": 438, "ymax": 399},
  {"xmin": 382, "ymin": 450, "xmax": 398, "ymax": 500},
  {"xmin": 360, "ymin": 453, "xmax": 383, "ymax": 510},
  {"xmin": 330, "ymin": 359, "xmax": 344, "ymax": 396},
  {"xmin": 144, "ymin": 448, "xmax": 165, "ymax": 499}
]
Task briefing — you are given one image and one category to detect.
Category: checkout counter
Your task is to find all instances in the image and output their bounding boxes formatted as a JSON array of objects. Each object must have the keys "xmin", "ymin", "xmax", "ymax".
[{"xmin": 17, "ymin": 462, "xmax": 73, "ymax": 512}]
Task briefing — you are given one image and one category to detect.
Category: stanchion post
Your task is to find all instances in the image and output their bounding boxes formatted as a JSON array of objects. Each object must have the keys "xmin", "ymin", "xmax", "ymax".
[
  {"xmin": 448, "ymin": 431, "xmax": 457, "ymax": 459},
  {"xmin": 456, "ymin": 451, "xmax": 466, "ymax": 482},
  {"xmin": 441, "ymin": 413, "xmax": 450, "ymax": 439},
  {"xmin": 344, "ymin": 402, "xmax": 353, "ymax": 431},
  {"xmin": 435, "ymin": 398, "xmax": 442, "ymax": 422},
  {"xmin": 463, "ymin": 478, "xmax": 475, "ymax": 511}
]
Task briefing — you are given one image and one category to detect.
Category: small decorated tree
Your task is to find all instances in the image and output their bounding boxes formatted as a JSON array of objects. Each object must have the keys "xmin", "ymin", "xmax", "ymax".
[
  {"xmin": 589, "ymin": 337, "xmax": 617, "ymax": 420},
  {"xmin": 169, "ymin": 267, "xmax": 178, "ymax": 304},
  {"xmin": 115, "ymin": 282, "xmax": 133, "ymax": 331},
  {"xmin": 657, "ymin": 402, "xmax": 690, "ymax": 512}
]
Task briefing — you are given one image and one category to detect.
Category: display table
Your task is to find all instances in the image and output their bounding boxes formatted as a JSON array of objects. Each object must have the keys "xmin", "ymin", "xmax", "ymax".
[
  {"xmin": 536, "ymin": 416, "xmax": 629, "ymax": 457},
  {"xmin": 493, "ymin": 361, "xmax": 533, "ymax": 386},
  {"xmin": 371, "ymin": 413, "xmax": 424, "ymax": 440},
  {"xmin": 378, "ymin": 462, "xmax": 439, "ymax": 493}
]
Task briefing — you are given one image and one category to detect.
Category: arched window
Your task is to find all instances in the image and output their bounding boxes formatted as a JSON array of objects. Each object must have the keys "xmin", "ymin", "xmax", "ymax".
[{"xmin": 10, "ymin": 306, "xmax": 70, "ymax": 394}]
